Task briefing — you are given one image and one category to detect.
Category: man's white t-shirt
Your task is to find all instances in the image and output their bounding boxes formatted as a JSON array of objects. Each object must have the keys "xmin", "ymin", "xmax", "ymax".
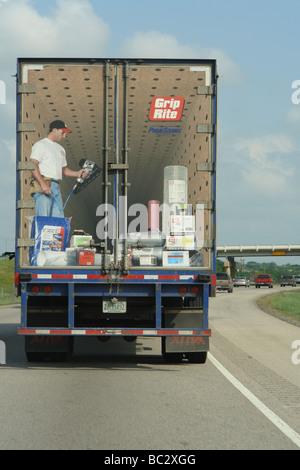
[{"xmin": 30, "ymin": 137, "xmax": 67, "ymax": 180}]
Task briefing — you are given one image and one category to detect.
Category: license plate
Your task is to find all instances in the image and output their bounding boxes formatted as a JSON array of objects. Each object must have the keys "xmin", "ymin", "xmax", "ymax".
[{"xmin": 102, "ymin": 300, "xmax": 127, "ymax": 313}]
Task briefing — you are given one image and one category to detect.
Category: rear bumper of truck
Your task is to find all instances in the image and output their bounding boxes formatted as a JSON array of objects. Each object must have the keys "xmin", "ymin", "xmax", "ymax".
[{"xmin": 17, "ymin": 269, "xmax": 213, "ymax": 355}]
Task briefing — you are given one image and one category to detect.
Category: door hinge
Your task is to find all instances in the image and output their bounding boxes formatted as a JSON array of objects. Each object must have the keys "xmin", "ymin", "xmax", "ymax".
[
  {"xmin": 197, "ymin": 85, "xmax": 216, "ymax": 96},
  {"xmin": 17, "ymin": 84, "xmax": 36, "ymax": 94},
  {"xmin": 17, "ymin": 238, "xmax": 35, "ymax": 247},
  {"xmin": 197, "ymin": 162, "xmax": 215, "ymax": 172},
  {"xmin": 197, "ymin": 124, "xmax": 215, "ymax": 134},
  {"xmin": 17, "ymin": 161, "xmax": 35, "ymax": 170},
  {"xmin": 17, "ymin": 123, "xmax": 36, "ymax": 132},
  {"xmin": 17, "ymin": 200, "xmax": 35, "ymax": 210}
]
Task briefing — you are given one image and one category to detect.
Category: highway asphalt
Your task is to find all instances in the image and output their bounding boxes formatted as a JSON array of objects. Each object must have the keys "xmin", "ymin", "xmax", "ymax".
[{"xmin": 0, "ymin": 287, "xmax": 299, "ymax": 450}]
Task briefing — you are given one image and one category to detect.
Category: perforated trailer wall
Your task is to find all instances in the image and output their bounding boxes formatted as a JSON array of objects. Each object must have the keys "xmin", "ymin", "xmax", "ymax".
[{"xmin": 16, "ymin": 58, "xmax": 217, "ymax": 271}]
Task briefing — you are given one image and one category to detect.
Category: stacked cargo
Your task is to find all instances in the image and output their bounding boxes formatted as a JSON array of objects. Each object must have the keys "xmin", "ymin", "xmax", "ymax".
[{"xmin": 163, "ymin": 166, "xmax": 197, "ymax": 267}]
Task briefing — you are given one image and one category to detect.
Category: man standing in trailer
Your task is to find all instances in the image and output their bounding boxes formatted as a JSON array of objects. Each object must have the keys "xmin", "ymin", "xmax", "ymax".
[{"xmin": 30, "ymin": 119, "xmax": 86, "ymax": 217}]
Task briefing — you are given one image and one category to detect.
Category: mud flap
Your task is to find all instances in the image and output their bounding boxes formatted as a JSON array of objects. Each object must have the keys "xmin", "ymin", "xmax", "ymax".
[
  {"xmin": 163, "ymin": 307, "xmax": 208, "ymax": 353},
  {"xmin": 25, "ymin": 335, "xmax": 73, "ymax": 362},
  {"xmin": 163, "ymin": 335, "xmax": 209, "ymax": 353}
]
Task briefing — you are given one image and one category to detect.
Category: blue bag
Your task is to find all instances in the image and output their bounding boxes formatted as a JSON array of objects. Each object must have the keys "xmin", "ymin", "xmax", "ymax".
[{"xmin": 30, "ymin": 216, "xmax": 70, "ymax": 266}]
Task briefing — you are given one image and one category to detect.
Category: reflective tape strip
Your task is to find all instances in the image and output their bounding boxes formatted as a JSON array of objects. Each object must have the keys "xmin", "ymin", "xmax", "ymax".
[
  {"xmin": 35, "ymin": 274, "xmax": 52, "ymax": 279},
  {"xmin": 19, "ymin": 328, "xmax": 211, "ymax": 337},
  {"xmin": 31, "ymin": 274, "xmax": 198, "ymax": 281},
  {"xmin": 32, "ymin": 274, "xmax": 108, "ymax": 280}
]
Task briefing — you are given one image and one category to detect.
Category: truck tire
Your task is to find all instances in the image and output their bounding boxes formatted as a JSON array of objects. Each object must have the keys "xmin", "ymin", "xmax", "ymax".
[
  {"xmin": 162, "ymin": 352, "xmax": 183, "ymax": 363},
  {"xmin": 26, "ymin": 352, "xmax": 69, "ymax": 362},
  {"xmin": 185, "ymin": 352, "xmax": 207, "ymax": 364},
  {"xmin": 161, "ymin": 337, "xmax": 183, "ymax": 363}
]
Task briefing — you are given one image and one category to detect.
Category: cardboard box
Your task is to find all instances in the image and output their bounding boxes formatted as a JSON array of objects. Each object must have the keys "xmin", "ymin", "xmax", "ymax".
[
  {"xmin": 78, "ymin": 250, "xmax": 95, "ymax": 266},
  {"xmin": 162, "ymin": 251, "xmax": 190, "ymax": 267},
  {"xmin": 130, "ymin": 248, "xmax": 162, "ymax": 266},
  {"xmin": 170, "ymin": 215, "xmax": 195, "ymax": 233},
  {"xmin": 166, "ymin": 235, "xmax": 195, "ymax": 250},
  {"xmin": 70, "ymin": 235, "xmax": 93, "ymax": 248}
]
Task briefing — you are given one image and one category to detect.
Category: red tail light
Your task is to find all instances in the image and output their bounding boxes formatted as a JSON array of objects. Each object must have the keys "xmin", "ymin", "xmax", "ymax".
[
  {"xmin": 31, "ymin": 285, "xmax": 40, "ymax": 295},
  {"xmin": 178, "ymin": 286, "xmax": 188, "ymax": 295},
  {"xmin": 191, "ymin": 286, "xmax": 199, "ymax": 295},
  {"xmin": 43, "ymin": 285, "xmax": 52, "ymax": 295}
]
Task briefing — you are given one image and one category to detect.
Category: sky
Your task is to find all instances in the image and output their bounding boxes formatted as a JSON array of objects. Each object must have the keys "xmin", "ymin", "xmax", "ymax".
[{"xmin": 0, "ymin": 0, "xmax": 300, "ymax": 265}]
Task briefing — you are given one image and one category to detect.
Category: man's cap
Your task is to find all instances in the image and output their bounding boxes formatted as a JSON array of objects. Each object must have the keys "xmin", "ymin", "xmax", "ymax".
[{"xmin": 49, "ymin": 120, "xmax": 72, "ymax": 133}]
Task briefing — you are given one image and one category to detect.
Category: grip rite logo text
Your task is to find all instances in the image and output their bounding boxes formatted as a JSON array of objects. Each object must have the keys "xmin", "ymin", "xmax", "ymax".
[{"xmin": 149, "ymin": 97, "xmax": 184, "ymax": 121}]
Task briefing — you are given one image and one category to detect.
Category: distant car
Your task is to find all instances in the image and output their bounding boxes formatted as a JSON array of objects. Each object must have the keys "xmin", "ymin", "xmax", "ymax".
[
  {"xmin": 294, "ymin": 275, "xmax": 300, "ymax": 285},
  {"xmin": 280, "ymin": 275, "xmax": 296, "ymax": 287},
  {"xmin": 216, "ymin": 272, "xmax": 233, "ymax": 293},
  {"xmin": 233, "ymin": 277, "xmax": 250, "ymax": 287},
  {"xmin": 255, "ymin": 274, "xmax": 273, "ymax": 288}
]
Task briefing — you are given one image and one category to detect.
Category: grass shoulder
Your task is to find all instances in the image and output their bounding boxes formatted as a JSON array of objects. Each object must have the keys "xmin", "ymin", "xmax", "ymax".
[
  {"xmin": 0, "ymin": 258, "xmax": 20, "ymax": 306},
  {"xmin": 257, "ymin": 288, "xmax": 300, "ymax": 327}
]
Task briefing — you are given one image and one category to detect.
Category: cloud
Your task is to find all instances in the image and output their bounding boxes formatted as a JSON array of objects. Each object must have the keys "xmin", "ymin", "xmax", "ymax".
[
  {"xmin": 0, "ymin": 0, "xmax": 111, "ymax": 246},
  {"xmin": 0, "ymin": 0, "xmax": 110, "ymax": 64},
  {"xmin": 3, "ymin": 138, "xmax": 15, "ymax": 163},
  {"xmin": 232, "ymin": 134, "xmax": 295, "ymax": 193},
  {"xmin": 120, "ymin": 30, "xmax": 243, "ymax": 85},
  {"xmin": 286, "ymin": 106, "xmax": 300, "ymax": 124}
]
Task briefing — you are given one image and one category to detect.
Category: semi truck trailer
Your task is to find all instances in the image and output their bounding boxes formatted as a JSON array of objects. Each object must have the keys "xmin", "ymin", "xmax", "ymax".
[{"xmin": 15, "ymin": 58, "xmax": 217, "ymax": 363}]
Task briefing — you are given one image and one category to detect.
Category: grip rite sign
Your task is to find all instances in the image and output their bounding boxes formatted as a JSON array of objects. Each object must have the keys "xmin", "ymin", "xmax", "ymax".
[{"xmin": 149, "ymin": 97, "xmax": 184, "ymax": 121}]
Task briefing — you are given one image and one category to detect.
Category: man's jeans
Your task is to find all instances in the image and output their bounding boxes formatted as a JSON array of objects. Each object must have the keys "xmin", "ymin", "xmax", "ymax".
[{"xmin": 34, "ymin": 181, "xmax": 64, "ymax": 217}]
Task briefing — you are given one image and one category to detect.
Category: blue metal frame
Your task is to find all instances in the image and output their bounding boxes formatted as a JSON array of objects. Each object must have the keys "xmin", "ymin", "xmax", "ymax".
[
  {"xmin": 15, "ymin": 59, "xmax": 21, "ymax": 277},
  {"xmin": 20, "ymin": 278, "xmax": 209, "ymax": 331}
]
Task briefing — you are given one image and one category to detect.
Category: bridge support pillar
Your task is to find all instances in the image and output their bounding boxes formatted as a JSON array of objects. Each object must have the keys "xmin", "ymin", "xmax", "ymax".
[{"xmin": 224, "ymin": 257, "xmax": 236, "ymax": 279}]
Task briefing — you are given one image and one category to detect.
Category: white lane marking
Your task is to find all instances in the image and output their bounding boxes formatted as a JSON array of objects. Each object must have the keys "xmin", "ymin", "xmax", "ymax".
[{"xmin": 208, "ymin": 352, "xmax": 300, "ymax": 448}]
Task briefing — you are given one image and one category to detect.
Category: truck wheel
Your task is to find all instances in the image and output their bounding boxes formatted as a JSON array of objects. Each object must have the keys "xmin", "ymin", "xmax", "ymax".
[
  {"xmin": 162, "ymin": 352, "xmax": 183, "ymax": 363},
  {"xmin": 185, "ymin": 352, "xmax": 207, "ymax": 364},
  {"xmin": 123, "ymin": 336, "xmax": 137, "ymax": 343},
  {"xmin": 26, "ymin": 352, "xmax": 69, "ymax": 362}
]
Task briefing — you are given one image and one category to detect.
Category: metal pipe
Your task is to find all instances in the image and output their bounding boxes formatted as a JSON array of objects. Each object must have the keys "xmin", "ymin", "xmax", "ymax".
[
  {"xmin": 123, "ymin": 63, "xmax": 130, "ymax": 272},
  {"xmin": 114, "ymin": 65, "xmax": 120, "ymax": 269},
  {"xmin": 103, "ymin": 61, "xmax": 111, "ymax": 259}
]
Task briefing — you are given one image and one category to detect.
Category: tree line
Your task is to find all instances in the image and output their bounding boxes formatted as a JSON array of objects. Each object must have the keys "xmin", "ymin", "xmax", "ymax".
[{"xmin": 217, "ymin": 259, "xmax": 300, "ymax": 283}]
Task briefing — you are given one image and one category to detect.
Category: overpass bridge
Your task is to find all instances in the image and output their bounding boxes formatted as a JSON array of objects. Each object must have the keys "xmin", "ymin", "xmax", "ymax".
[{"xmin": 216, "ymin": 244, "xmax": 300, "ymax": 277}]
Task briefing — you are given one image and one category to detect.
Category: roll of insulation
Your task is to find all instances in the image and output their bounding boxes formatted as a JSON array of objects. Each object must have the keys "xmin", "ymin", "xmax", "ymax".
[
  {"xmin": 36, "ymin": 251, "xmax": 68, "ymax": 266},
  {"xmin": 148, "ymin": 200, "xmax": 160, "ymax": 232},
  {"xmin": 130, "ymin": 247, "xmax": 163, "ymax": 266},
  {"xmin": 119, "ymin": 232, "xmax": 166, "ymax": 247}
]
